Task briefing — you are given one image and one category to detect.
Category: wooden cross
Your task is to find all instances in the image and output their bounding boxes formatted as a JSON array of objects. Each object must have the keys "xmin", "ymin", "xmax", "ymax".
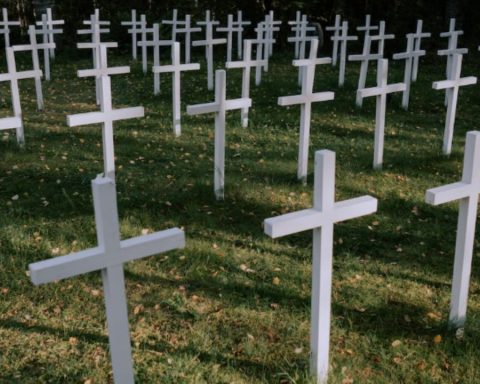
[
  {"xmin": 162, "ymin": 9, "xmax": 186, "ymax": 42},
  {"xmin": 121, "ymin": 9, "xmax": 143, "ymax": 60},
  {"xmin": 326, "ymin": 14, "xmax": 342, "ymax": 66},
  {"xmin": 251, "ymin": 34, "xmax": 275, "ymax": 86},
  {"xmin": 0, "ymin": 8, "xmax": 20, "ymax": 48},
  {"xmin": 0, "ymin": 47, "xmax": 43, "ymax": 145},
  {"xmin": 264, "ymin": 149, "xmax": 377, "ymax": 384},
  {"xmin": 349, "ymin": 21, "xmax": 393, "ymax": 107},
  {"xmin": 196, "ymin": 10, "xmax": 220, "ymax": 60},
  {"xmin": 425, "ymin": 131, "xmax": 480, "ymax": 329},
  {"xmin": 356, "ymin": 14, "xmax": 378, "ymax": 45},
  {"xmin": 331, "ymin": 21, "xmax": 357, "ymax": 87},
  {"xmin": 12, "ymin": 25, "xmax": 54, "ymax": 110},
  {"xmin": 192, "ymin": 20, "xmax": 226, "ymax": 91},
  {"xmin": 175, "ymin": 15, "xmax": 201, "ymax": 64},
  {"xmin": 432, "ymin": 54, "xmax": 477, "ymax": 155},
  {"xmin": 357, "ymin": 59, "xmax": 406, "ymax": 169},
  {"xmin": 153, "ymin": 42, "xmax": 200, "ymax": 136},
  {"xmin": 68, "ymin": 44, "xmax": 144, "ymax": 179},
  {"xmin": 35, "ymin": 13, "xmax": 62, "ymax": 81},
  {"xmin": 217, "ymin": 14, "xmax": 240, "ymax": 63},
  {"xmin": 138, "ymin": 23, "xmax": 173, "ymax": 95},
  {"xmin": 439, "ymin": 18, "xmax": 468, "ymax": 79},
  {"xmin": 133, "ymin": 15, "xmax": 154, "ymax": 74},
  {"xmin": 263, "ymin": 11, "xmax": 281, "ymax": 57},
  {"xmin": 411, "ymin": 20, "xmax": 431, "ymax": 82},
  {"xmin": 29, "ymin": 176, "xmax": 185, "ymax": 384},
  {"xmin": 278, "ymin": 39, "xmax": 334, "ymax": 183},
  {"xmin": 393, "ymin": 33, "xmax": 426, "ymax": 110},
  {"xmin": 187, "ymin": 69, "xmax": 251, "ymax": 200},
  {"xmin": 232, "ymin": 10, "xmax": 251, "ymax": 59},
  {"xmin": 35, "ymin": 8, "xmax": 64, "ymax": 59},
  {"xmin": 226, "ymin": 39, "xmax": 267, "ymax": 128},
  {"xmin": 288, "ymin": 11, "xmax": 303, "ymax": 59},
  {"xmin": 287, "ymin": 14, "xmax": 316, "ymax": 85}
]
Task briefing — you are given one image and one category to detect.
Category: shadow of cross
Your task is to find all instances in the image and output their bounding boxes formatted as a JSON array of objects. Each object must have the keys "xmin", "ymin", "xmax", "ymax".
[
  {"xmin": 29, "ymin": 176, "xmax": 185, "ymax": 384},
  {"xmin": 264, "ymin": 150, "xmax": 377, "ymax": 384},
  {"xmin": 425, "ymin": 131, "xmax": 480, "ymax": 330}
]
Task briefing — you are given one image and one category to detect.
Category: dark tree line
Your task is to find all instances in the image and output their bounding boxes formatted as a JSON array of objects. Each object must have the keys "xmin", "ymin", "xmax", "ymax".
[{"xmin": 1, "ymin": 0, "xmax": 479, "ymax": 52}]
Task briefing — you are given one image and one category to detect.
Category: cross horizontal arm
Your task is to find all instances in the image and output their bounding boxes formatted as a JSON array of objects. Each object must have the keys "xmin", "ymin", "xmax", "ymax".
[
  {"xmin": 77, "ymin": 42, "xmax": 117, "ymax": 49},
  {"xmin": 0, "ymin": 116, "xmax": 22, "ymax": 129},
  {"xmin": 0, "ymin": 69, "xmax": 42, "ymax": 82},
  {"xmin": 293, "ymin": 57, "xmax": 332, "ymax": 67},
  {"xmin": 187, "ymin": 98, "xmax": 252, "ymax": 115},
  {"xmin": 78, "ymin": 66, "xmax": 130, "ymax": 77},
  {"xmin": 348, "ymin": 53, "xmax": 382, "ymax": 61},
  {"xmin": 357, "ymin": 83, "xmax": 406, "ymax": 98},
  {"xmin": 425, "ymin": 182, "xmax": 478, "ymax": 205},
  {"xmin": 225, "ymin": 59, "xmax": 267, "ymax": 69},
  {"xmin": 264, "ymin": 196, "xmax": 377, "ymax": 238},
  {"xmin": 440, "ymin": 30, "xmax": 463, "ymax": 38},
  {"xmin": 12, "ymin": 43, "xmax": 55, "ymax": 51},
  {"xmin": 192, "ymin": 38, "xmax": 227, "ymax": 46},
  {"xmin": 152, "ymin": 63, "xmax": 200, "ymax": 73},
  {"xmin": 393, "ymin": 50, "xmax": 425, "ymax": 60},
  {"xmin": 438, "ymin": 48, "xmax": 468, "ymax": 56},
  {"xmin": 30, "ymin": 228, "xmax": 185, "ymax": 285},
  {"xmin": 77, "ymin": 28, "xmax": 109, "ymax": 35},
  {"xmin": 35, "ymin": 28, "xmax": 62, "ymax": 35},
  {"xmin": 432, "ymin": 77, "xmax": 477, "ymax": 90},
  {"xmin": 67, "ymin": 107, "xmax": 144, "ymax": 127},
  {"xmin": 278, "ymin": 92, "xmax": 335, "ymax": 106}
]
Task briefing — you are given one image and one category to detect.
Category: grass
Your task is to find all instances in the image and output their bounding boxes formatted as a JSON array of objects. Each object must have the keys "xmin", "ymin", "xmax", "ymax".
[{"xmin": 0, "ymin": 44, "xmax": 480, "ymax": 383}]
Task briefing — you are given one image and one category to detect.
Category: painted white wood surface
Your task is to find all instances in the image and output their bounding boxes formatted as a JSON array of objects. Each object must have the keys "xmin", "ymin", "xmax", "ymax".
[{"xmin": 264, "ymin": 150, "xmax": 377, "ymax": 384}]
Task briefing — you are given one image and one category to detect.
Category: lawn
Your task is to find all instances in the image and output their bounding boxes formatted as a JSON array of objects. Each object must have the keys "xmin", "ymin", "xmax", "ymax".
[{"xmin": 0, "ymin": 44, "xmax": 480, "ymax": 383}]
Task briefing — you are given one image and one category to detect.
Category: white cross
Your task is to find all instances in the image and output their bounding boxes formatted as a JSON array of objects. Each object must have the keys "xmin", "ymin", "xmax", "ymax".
[
  {"xmin": 0, "ymin": 8, "xmax": 20, "ymax": 48},
  {"xmin": 356, "ymin": 14, "xmax": 378, "ymax": 44},
  {"xmin": 326, "ymin": 14, "xmax": 342, "ymax": 66},
  {"xmin": 350, "ymin": 21, "xmax": 393, "ymax": 107},
  {"xmin": 0, "ymin": 47, "xmax": 42, "ymax": 145},
  {"xmin": 278, "ymin": 39, "xmax": 334, "ymax": 183},
  {"xmin": 35, "ymin": 8, "xmax": 64, "ymax": 59},
  {"xmin": 138, "ymin": 23, "xmax": 173, "ymax": 95},
  {"xmin": 187, "ymin": 69, "xmax": 251, "ymax": 200},
  {"xmin": 288, "ymin": 11, "xmax": 303, "ymax": 59},
  {"xmin": 357, "ymin": 59, "xmax": 406, "ymax": 169},
  {"xmin": 331, "ymin": 21, "xmax": 357, "ymax": 87},
  {"xmin": 251, "ymin": 34, "xmax": 275, "ymax": 86},
  {"xmin": 192, "ymin": 21, "xmax": 226, "ymax": 91},
  {"xmin": 426, "ymin": 131, "xmax": 480, "ymax": 329},
  {"xmin": 121, "ymin": 9, "xmax": 142, "ymax": 60},
  {"xmin": 411, "ymin": 20, "xmax": 430, "ymax": 82},
  {"xmin": 12, "ymin": 25, "xmax": 54, "ymax": 110},
  {"xmin": 432, "ymin": 54, "xmax": 477, "ymax": 155},
  {"xmin": 77, "ymin": 12, "xmax": 111, "ymax": 103},
  {"xmin": 153, "ymin": 42, "xmax": 200, "ymax": 136},
  {"xmin": 29, "ymin": 176, "xmax": 185, "ymax": 384},
  {"xmin": 162, "ymin": 9, "xmax": 186, "ymax": 42},
  {"xmin": 393, "ymin": 33, "xmax": 426, "ymax": 109},
  {"xmin": 68, "ymin": 44, "xmax": 144, "ymax": 179},
  {"xmin": 263, "ymin": 11, "xmax": 281, "ymax": 57},
  {"xmin": 134, "ymin": 15, "xmax": 154, "ymax": 74},
  {"xmin": 226, "ymin": 39, "xmax": 267, "ymax": 128},
  {"xmin": 175, "ymin": 15, "xmax": 201, "ymax": 64},
  {"xmin": 196, "ymin": 10, "xmax": 220, "ymax": 60},
  {"xmin": 264, "ymin": 149, "xmax": 377, "ymax": 384},
  {"xmin": 232, "ymin": 10, "xmax": 251, "ymax": 59},
  {"xmin": 217, "ymin": 14, "xmax": 240, "ymax": 63},
  {"xmin": 291, "ymin": 16, "xmax": 316, "ymax": 60},
  {"xmin": 439, "ymin": 18, "xmax": 468, "ymax": 79},
  {"xmin": 35, "ymin": 13, "xmax": 61, "ymax": 81}
]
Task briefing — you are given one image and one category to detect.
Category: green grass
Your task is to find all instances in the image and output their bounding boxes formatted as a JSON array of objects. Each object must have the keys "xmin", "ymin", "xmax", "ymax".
[{"xmin": 1, "ymin": 47, "xmax": 480, "ymax": 383}]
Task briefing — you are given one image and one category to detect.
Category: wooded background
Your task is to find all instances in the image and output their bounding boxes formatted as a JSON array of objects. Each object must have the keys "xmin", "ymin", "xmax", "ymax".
[{"xmin": 1, "ymin": 0, "xmax": 479, "ymax": 52}]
